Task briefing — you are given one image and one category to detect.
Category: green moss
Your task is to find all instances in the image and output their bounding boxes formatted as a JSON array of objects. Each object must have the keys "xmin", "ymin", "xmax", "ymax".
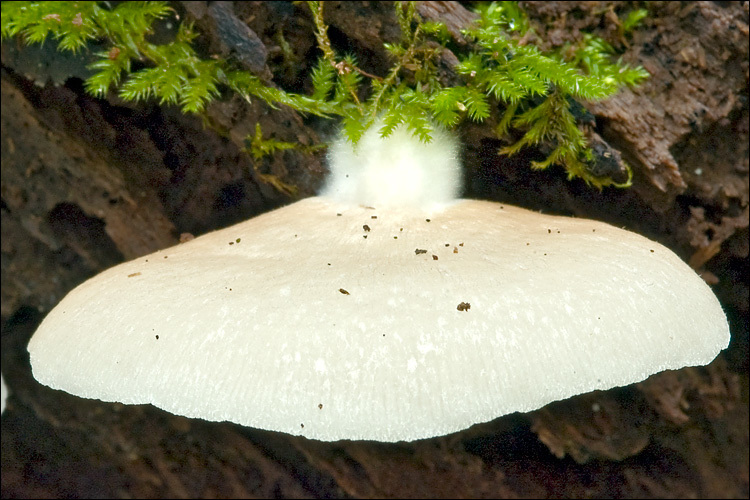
[{"xmin": 1, "ymin": 1, "xmax": 649, "ymax": 189}]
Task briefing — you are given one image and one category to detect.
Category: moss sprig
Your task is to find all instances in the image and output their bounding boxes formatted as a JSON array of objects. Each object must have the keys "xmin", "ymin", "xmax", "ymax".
[
  {"xmin": 457, "ymin": 2, "xmax": 648, "ymax": 187},
  {"xmin": 1, "ymin": 1, "xmax": 330, "ymax": 116},
  {"xmin": 1, "ymin": 1, "xmax": 650, "ymax": 190}
]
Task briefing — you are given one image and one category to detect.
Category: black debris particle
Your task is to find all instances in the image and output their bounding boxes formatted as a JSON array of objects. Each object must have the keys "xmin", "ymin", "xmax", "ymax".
[
  {"xmin": 415, "ymin": 249, "xmax": 427, "ymax": 255},
  {"xmin": 301, "ymin": 423, "xmax": 304, "ymax": 428},
  {"xmin": 318, "ymin": 403, "xmax": 323, "ymax": 409},
  {"xmin": 155, "ymin": 335, "xmax": 159, "ymax": 340},
  {"xmin": 548, "ymin": 229, "xmax": 551, "ymax": 234},
  {"xmin": 337, "ymin": 213, "xmax": 342, "ymax": 216},
  {"xmin": 593, "ymin": 229, "xmax": 596, "ymax": 232},
  {"xmin": 650, "ymin": 249, "xmax": 654, "ymax": 253},
  {"xmin": 426, "ymin": 218, "xmax": 431, "ymax": 222},
  {"xmin": 363, "ymin": 224, "xmax": 371, "ymax": 232},
  {"xmin": 394, "ymin": 236, "xmax": 398, "ymax": 239},
  {"xmin": 363, "ymin": 235, "xmax": 368, "ymax": 239},
  {"xmin": 164, "ymin": 255, "xmax": 168, "ymax": 259},
  {"xmin": 457, "ymin": 302, "xmax": 471, "ymax": 312},
  {"xmin": 432, "ymin": 255, "xmax": 438, "ymax": 260},
  {"xmin": 339, "ymin": 288, "xmax": 350, "ymax": 295},
  {"xmin": 445, "ymin": 243, "xmax": 450, "ymax": 247},
  {"xmin": 127, "ymin": 272, "xmax": 141, "ymax": 278}
]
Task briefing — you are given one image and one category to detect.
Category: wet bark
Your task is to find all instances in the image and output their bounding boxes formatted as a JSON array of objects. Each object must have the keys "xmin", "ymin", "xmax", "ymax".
[{"xmin": 2, "ymin": 2, "xmax": 747, "ymax": 498}]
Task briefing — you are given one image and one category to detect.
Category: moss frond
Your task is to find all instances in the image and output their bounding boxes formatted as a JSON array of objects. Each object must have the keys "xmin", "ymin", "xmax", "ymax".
[
  {"xmin": 2, "ymin": 0, "xmax": 649, "ymax": 190},
  {"xmin": 460, "ymin": 1, "xmax": 648, "ymax": 187}
]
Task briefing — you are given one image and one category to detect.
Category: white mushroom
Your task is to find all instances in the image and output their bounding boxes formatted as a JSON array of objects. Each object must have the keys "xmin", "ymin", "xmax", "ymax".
[
  {"xmin": 27, "ymin": 123, "xmax": 730, "ymax": 442},
  {"xmin": 1, "ymin": 373, "xmax": 7, "ymax": 415}
]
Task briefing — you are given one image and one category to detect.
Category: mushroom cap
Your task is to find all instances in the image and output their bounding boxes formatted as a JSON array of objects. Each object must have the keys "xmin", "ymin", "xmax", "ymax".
[
  {"xmin": 28, "ymin": 197, "xmax": 729, "ymax": 441},
  {"xmin": 1, "ymin": 373, "xmax": 7, "ymax": 415}
]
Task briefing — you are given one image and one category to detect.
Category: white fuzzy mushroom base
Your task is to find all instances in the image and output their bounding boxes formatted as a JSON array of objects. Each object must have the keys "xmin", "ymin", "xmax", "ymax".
[
  {"xmin": 28, "ymin": 198, "xmax": 729, "ymax": 442},
  {"xmin": 320, "ymin": 122, "xmax": 462, "ymax": 207}
]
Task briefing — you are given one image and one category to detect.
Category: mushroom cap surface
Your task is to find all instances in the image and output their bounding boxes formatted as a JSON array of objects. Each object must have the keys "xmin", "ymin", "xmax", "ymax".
[
  {"xmin": 1, "ymin": 374, "xmax": 7, "ymax": 415},
  {"xmin": 28, "ymin": 197, "xmax": 729, "ymax": 441}
]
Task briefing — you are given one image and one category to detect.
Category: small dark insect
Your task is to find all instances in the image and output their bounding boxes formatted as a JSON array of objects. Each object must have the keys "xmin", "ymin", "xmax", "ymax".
[
  {"xmin": 371, "ymin": 216, "xmax": 377, "ymax": 219},
  {"xmin": 108, "ymin": 47, "xmax": 121, "ymax": 60},
  {"xmin": 236, "ymin": 238, "xmax": 241, "ymax": 243},
  {"xmin": 164, "ymin": 256, "xmax": 168, "ymax": 259},
  {"xmin": 363, "ymin": 225, "xmax": 371, "ymax": 232},
  {"xmin": 229, "ymin": 242, "xmax": 234, "ymax": 245},
  {"xmin": 301, "ymin": 423, "xmax": 304, "ymax": 428},
  {"xmin": 318, "ymin": 403, "xmax": 323, "ymax": 409},
  {"xmin": 415, "ymin": 249, "xmax": 427, "ymax": 255},
  {"xmin": 548, "ymin": 229, "xmax": 551, "ymax": 234},
  {"xmin": 337, "ymin": 213, "xmax": 342, "ymax": 216},
  {"xmin": 339, "ymin": 288, "xmax": 350, "ymax": 295},
  {"xmin": 363, "ymin": 235, "xmax": 368, "ymax": 239},
  {"xmin": 453, "ymin": 247, "xmax": 458, "ymax": 254},
  {"xmin": 127, "ymin": 272, "xmax": 141, "ymax": 278},
  {"xmin": 425, "ymin": 219, "xmax": 431, "ymax": 222},
  {"xmin": 155, "ymin": 335, "xmax": 159, "ymax": 340},
  {"xmin": 459, "ymin": 243, "xmax": 464, "ymax": 247},
  {"xmin": 457, "ymin": 302, "xmax": 471, "ymax": 311},
  {"xmin": 650, "ymin": 249, "xmax": 654, "ymax": 253},
  {"xmin": 432, "ymin": 255, "xmax": 438, "ymax": 260}
]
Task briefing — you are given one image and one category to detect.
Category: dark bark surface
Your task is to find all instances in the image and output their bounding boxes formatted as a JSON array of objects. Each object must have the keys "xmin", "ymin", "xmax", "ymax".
[{"xmin": 2, "ymin": 2, "xmax": 748, "ymax": 498}]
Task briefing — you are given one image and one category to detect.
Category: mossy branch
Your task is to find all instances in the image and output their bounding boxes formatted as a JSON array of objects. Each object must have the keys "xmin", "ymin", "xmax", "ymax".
[{"xmin": 1, "ymin": 1, "xmax": 650, "ymax": 190}]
